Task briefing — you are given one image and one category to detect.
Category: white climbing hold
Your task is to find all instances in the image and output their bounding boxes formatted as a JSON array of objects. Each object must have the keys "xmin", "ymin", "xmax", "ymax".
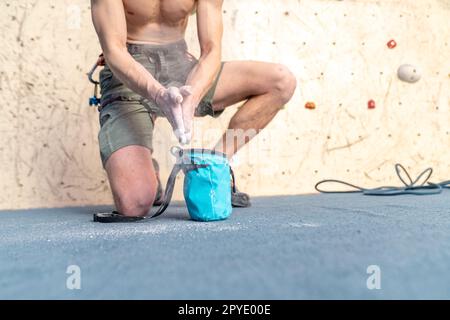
[{"xmin": 397, "ymin": 64, "xmax": 421, "ymax": 83}]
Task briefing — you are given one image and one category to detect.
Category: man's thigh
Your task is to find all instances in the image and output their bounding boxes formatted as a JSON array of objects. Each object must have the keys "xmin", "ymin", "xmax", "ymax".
[
  {"xmin": 97, "ymin": 100, "xmax": 158, "ymax": 205},
  {"xmin": 210, "ymin": 60, "xmax": 284, "ymax": 111}
]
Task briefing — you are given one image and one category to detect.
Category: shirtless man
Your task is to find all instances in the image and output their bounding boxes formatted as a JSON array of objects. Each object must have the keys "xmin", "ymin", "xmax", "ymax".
[{"xmin": 91, "ymin": 0, "xmax": 297, "ymax": 217}]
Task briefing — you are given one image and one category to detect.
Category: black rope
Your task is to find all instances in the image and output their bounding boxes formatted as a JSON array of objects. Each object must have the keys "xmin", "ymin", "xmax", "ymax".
[{"xmin": 315, "ymin": 164, "xmax": 450, "ymax": 196}]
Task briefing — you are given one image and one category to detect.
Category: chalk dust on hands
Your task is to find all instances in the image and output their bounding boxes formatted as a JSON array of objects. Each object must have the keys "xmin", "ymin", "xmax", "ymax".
[{"xmin": 156, "ymin": 86, "xmax": 192, "ymax": 144}]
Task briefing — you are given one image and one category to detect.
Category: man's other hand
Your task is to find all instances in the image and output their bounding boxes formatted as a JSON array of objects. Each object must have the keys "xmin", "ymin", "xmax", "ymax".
[
  {"xmin": 155, "ymin": 86, "xmax": 192, "ymax": 144},
  {"xmin": 181, "ymin": 92, "xmax": 198, "ymax": 145}
]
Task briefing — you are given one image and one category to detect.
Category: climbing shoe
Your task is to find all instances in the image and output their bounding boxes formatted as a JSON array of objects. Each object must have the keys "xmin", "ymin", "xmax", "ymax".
[{"xmin": 230, "ymin": 168, "xmax": 251, "ymax": 208}]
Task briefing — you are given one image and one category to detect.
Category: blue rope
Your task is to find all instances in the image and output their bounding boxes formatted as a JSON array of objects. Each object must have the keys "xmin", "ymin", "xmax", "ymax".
[{"xmin": 315, "ymin": 164, "xmax": 450, "ymax": 196}]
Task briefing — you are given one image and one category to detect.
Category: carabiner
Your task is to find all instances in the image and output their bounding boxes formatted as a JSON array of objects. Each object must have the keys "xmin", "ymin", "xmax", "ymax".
[{"xmin": 87, "ymin": 54, "xmax": 105, "ymax": 85}]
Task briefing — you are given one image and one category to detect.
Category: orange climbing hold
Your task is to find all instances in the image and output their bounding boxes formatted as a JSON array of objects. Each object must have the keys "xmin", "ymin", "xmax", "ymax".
[
  {"xmin": 305, "ymin": 102, "xmax": 316, "ymax": 110},
  {"xmin": 368, "ymin": 100, "xmax": 376, "ymax": 109},
  {"xmin": 387, "ymin": 39, "xmax": 397, "ymax": 49}
]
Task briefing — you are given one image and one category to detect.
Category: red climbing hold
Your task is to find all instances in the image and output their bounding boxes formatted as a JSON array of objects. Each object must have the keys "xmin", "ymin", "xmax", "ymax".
[
  {"xmin": 387, "ymin": 39, "xmax": 397, "ymax": 49},
  {"xmin": 368, "ymin": 100, "xmax": 376, "ymax": 109},
  {"xmin": 305, "ymin": 102, "xmax": 316, "ymax": 110}
]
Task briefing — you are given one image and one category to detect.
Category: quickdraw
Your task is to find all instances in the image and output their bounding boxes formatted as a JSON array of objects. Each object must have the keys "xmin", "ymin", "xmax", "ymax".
[{"xmin": 87, "ymin": 54, "xmax": 105, "ymax": 107}]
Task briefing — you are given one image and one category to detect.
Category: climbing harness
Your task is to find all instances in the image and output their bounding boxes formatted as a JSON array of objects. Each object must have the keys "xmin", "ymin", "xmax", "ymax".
[
  {"xmin": 87, "ymin": 54, "xmax": 105, "ymax": 107},
  {"xmin": 94, "ymin": 147, "xmax": 233, "ymax": 223},
  {"xmin": 315, "ymin": 164, "xmax": 450, "ymax": 196}
]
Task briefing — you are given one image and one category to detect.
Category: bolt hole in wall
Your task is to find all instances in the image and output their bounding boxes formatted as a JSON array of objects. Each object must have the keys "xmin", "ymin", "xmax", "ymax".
[{"xmin": 0, "ymin": 0, "xmax": 449, "ymax": 209}]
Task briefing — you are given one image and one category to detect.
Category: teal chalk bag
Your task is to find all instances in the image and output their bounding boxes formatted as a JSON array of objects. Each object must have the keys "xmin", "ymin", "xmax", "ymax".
[
  {"xmin": 180, "ymin": 148, "xmax": 232, "ymax": 221},
  {"xmin": 158, "ymin": 147, "xmax": 233, "ymax": 221}
]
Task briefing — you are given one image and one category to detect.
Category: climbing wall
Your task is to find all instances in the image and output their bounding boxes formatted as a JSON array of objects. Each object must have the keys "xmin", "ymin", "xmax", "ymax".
[{"xmin": 0, "ymin": 0, "xmax": 449, "ymax": 210}]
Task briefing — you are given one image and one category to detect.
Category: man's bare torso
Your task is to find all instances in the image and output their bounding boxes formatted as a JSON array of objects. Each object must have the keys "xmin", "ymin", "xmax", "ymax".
[{"xmin": 124, "ymin": 0, "xmax": 197, "ymax": 44}]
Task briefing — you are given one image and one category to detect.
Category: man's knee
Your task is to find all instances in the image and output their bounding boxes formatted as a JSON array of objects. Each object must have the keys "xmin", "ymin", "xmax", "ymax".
[
  {"xmin": 271, "ymin": 64, "xmax": 297, "ymax": 103},
  {"xmin": 115, "ymin": 190, "xmax": 156, "ymax": 217}
]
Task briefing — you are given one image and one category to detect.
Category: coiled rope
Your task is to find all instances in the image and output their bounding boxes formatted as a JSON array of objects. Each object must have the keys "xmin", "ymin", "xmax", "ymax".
[{"xmin": 315, "ymin": 164, "xmax": 450, "ymax": 196}]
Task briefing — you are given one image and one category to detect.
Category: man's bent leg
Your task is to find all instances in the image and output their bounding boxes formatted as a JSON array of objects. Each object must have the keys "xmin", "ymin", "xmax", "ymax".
[
  {"xmin": 105, "ymin": 146, "xmax": 159, "ymax": 217},
  {"xmin": 210, "ymin": 61, "xmax": 297, "ymax": 158}
]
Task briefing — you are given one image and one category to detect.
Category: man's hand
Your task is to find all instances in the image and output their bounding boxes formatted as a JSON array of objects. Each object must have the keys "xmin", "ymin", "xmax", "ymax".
[
  {"xmin": 180, "ymin": 94, "xmax": 200, "ymax": 145},
  {"xmin": 155, "ymin": 86, "xmax": 193, "ymax": 144}
]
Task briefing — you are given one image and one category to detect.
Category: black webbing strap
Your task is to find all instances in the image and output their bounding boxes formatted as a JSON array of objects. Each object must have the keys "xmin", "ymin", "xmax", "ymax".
[{"xmin": 148, "ymin": 164, "xmax": 181, "ymax": 218}]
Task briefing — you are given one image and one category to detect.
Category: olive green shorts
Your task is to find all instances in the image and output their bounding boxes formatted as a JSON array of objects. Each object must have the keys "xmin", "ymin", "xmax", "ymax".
[{"xmin": 98, "ymin": 39, "xmax": 225, "ymax": 167}]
